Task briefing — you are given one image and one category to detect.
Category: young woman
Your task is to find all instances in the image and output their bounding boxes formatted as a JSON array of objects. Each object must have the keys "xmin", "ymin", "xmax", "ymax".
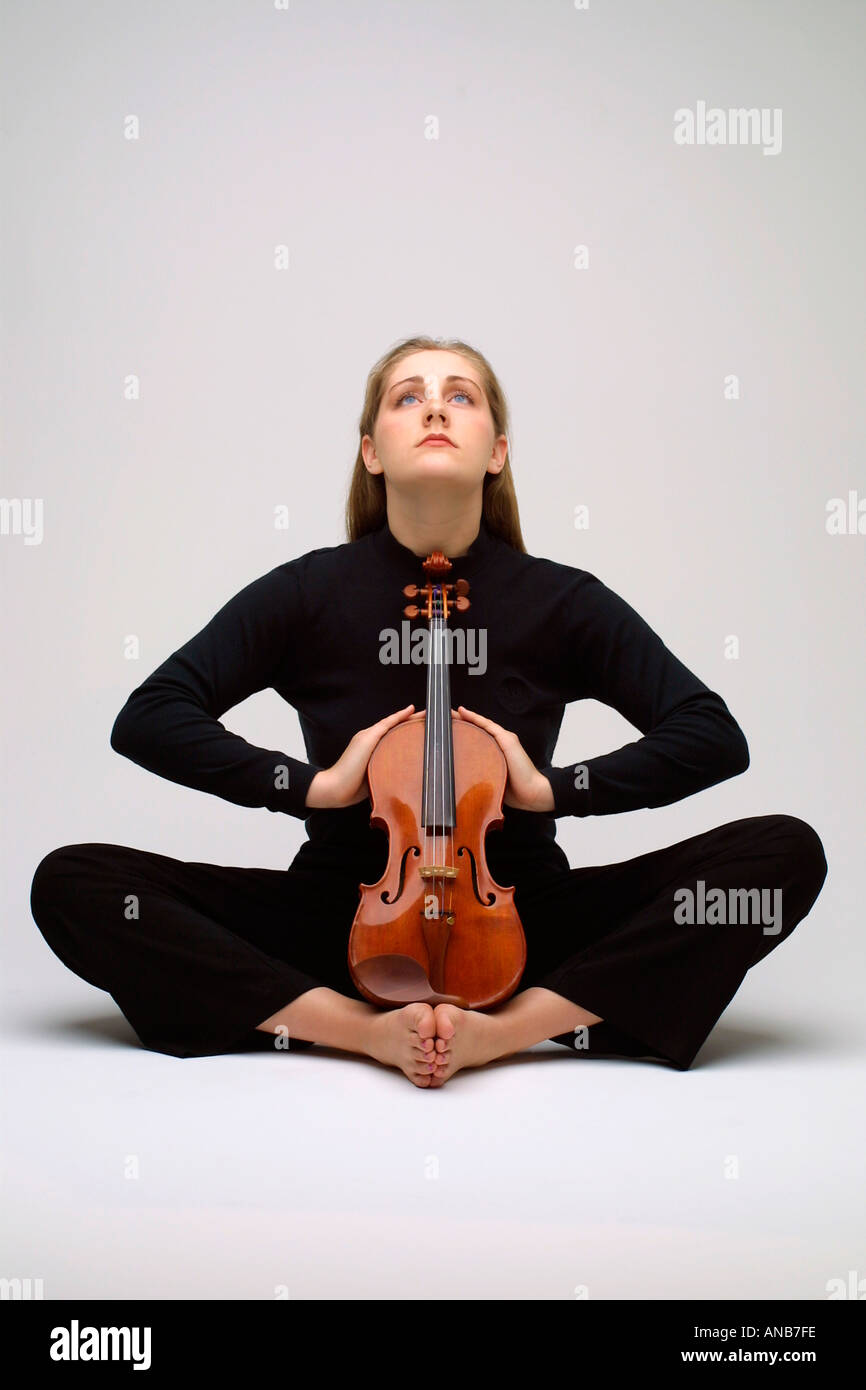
[{"xmin": 29, "ymin": 335, "xmax": 828, "ymax": 1088}]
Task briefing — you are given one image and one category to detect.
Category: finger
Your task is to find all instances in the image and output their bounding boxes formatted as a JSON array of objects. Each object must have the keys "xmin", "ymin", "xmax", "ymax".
[
  {"xmin": 350, "ymin": 705, "xmax": 416, "ymax": 766},
  {"xmin": 372, "ymin": 704, "xmax": 415, "ymax": 731},
  {"xmin": 457, "ymin": 705, "xmax": 503, "ymax": 736}
]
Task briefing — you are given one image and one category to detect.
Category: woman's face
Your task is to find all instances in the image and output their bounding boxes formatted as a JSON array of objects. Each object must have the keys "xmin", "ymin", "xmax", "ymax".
[{"xmin": 361, "ymin": 350, "xmax": 507, "ymax": 494}]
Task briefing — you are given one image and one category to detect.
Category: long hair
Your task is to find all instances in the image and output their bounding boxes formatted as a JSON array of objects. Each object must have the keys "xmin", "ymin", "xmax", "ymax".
[{"xmin": 344, "ymin": 335, "xmax": 526, "ymax": 552}]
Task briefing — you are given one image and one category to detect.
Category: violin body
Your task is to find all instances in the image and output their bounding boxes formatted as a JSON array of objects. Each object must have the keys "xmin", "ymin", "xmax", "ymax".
[{"xmin": 347, "ymin": 547, "xmax": 527, "ymax": 1011}]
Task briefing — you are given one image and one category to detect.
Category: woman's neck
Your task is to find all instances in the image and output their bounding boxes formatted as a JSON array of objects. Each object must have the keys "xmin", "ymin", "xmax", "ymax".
[{"xmin": 384, "ymin": 503, "xmax": 483, "ymax": 560}]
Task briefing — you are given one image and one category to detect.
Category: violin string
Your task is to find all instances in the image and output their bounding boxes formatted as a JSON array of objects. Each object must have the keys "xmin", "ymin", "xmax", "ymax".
[
  {"xmin": 429, "ymin": 585, "xmax": 455, "ymax": 944},
  {"xmin": 434, "ymin": 589, "xmax": 445, "ymax": 927},
  {"xmin": 439, "ymin": 588, "xmax": 450, "ymax": 924},
  {"xmin": 444, "ymin": 590, "xmax": 454, "ymax": 919},
  {"xmin": 440, "ymin": 591, "xmax": 449, "ymax": 924},
  {"xmin": 431, "ymin": 591, "xmax": 438, "ymax": 916},
  {"xmin": 439, "ymin": 587, "xmax": 454, "ymax": 924},
  {"xmin": 430, "ymin": 588, "xmax": 439, "ymax": 923}
]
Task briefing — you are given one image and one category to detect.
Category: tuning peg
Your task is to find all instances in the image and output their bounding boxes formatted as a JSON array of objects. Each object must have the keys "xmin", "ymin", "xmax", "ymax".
[{"xmin": 403, "ymin": 604, "xmax": 420, "ymax": 619}]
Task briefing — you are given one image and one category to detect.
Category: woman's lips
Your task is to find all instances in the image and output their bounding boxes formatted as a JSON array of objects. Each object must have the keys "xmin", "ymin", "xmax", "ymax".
[{"xmin": 419, "ymin": 439, "xmax": 455, "ymax": 447}]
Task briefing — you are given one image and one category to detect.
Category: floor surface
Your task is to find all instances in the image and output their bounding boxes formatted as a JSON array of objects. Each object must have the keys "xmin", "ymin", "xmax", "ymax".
[{"xmin": 2, "ymin": 975, "xmax": 862, "ymax": 1301}]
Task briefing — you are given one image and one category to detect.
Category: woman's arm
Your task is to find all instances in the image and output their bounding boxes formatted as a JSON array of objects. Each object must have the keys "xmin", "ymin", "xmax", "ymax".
[
  {"xmin": 109, "ymin": 563, "xmax": 323, "ymax": 818},
  {"xmin": 537, "ymin": 572, "xmax": 750, "ymax": 818}
]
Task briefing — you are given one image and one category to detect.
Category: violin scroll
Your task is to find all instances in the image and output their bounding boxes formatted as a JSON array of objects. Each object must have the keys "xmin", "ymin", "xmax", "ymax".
[{"xmin": 402, "ymin": 574, "xmax": 470, "ymax": 621}]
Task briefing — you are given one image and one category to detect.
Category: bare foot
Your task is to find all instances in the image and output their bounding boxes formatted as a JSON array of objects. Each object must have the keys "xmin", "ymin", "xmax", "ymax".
[
  {"xmin": 429, "ymin": 1003, "xmax": 504, "ymax": 1085},
  {"xmin": 364, "ymin": 1002, "xmax": 438, "ymax": 1087}
]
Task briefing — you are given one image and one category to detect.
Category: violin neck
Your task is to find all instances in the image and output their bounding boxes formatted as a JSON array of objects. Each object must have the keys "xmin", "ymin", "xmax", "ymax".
[{"xmin": 421, "ymin": 598, "xmax": 456, "ymax": 831}]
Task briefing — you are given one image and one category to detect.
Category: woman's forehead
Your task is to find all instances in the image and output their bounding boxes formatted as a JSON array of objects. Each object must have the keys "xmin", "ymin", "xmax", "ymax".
[{"xmin": 386, "ymin": 356, "xmax": 482, "ymax": 392}]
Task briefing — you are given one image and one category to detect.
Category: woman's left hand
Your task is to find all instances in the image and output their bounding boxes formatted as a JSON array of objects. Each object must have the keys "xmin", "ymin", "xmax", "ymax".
[{"xmin": 452, "ymin": 706, "xmax": 555, "ymax": 813}]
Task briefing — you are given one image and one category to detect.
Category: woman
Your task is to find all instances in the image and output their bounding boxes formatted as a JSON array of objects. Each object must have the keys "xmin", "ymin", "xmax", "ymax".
[{"xmin": 29, "ymin": 335, "xmax": 828, "ymax": 1088}]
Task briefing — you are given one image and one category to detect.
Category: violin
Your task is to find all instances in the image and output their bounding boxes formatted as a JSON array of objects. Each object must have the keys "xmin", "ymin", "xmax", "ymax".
[{"xmin": 348, "ymin": 549, "xmax": 526, "ymax": 1009}]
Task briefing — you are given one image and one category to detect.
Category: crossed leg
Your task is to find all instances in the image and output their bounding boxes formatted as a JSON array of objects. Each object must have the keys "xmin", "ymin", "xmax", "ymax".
[
  {"xmin": 262, "ymin": 812, "xmax": 828, "ymax": 1086},
  {"xmin": 256, "ymin": 985, "xmax": 602, "ymax": 1088}
]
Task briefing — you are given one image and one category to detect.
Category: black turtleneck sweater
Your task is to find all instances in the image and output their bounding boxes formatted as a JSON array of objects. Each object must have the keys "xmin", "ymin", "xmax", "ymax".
[{"xmin": 109, "ymin": 516, "xmax": 750, "ymax": 881}]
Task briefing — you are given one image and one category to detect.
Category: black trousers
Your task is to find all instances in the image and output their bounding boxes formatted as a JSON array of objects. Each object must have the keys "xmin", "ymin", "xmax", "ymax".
[{"xmin": 28, "ymin": 814, "xmax": 827, "ymax": 1071}]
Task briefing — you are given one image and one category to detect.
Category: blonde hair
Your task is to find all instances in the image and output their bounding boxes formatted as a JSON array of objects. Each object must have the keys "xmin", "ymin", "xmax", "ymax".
[{"xmin": 344, "ymin": 335, "xmax": 526, "ymax": 552}]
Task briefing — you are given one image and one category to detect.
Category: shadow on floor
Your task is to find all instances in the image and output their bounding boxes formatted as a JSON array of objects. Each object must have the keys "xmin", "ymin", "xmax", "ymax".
[{"xmin": 11, "ymin": 1010, "xmax": 838, "ymax": 1072}]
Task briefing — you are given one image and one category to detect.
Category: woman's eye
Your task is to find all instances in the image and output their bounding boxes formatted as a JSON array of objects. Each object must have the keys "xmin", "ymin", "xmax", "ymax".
[{"xmin": 396, "ymin": 389, "xmax": 474, "ymax": 406}]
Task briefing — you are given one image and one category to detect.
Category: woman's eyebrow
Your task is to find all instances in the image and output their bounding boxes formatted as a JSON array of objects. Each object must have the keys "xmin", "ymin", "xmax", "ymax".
[{"xmin": 387, "ymin": 374, "xmax": 481, "ymax": 396}]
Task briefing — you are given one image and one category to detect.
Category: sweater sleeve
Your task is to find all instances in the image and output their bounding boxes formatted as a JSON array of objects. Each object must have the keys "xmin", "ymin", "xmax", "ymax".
[
  {"xmin": 109, "ymin": 564, "xmax": 322, "ymax": 819},
  {"xmin": 537, "ymin": 572, "xmax": 750, "ymax": 817}
]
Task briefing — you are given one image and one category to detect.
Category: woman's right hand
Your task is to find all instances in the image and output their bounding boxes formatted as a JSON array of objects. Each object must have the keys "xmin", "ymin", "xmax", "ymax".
[{"xmin": 304, "ymin": 704, "xmax": 418, "ymax": 809}]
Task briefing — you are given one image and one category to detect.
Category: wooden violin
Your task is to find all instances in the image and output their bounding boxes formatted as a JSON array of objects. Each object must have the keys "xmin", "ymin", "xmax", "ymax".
[{"xmin": 347, "ymin": 548, "xmax": 526, "ymax": 1010}]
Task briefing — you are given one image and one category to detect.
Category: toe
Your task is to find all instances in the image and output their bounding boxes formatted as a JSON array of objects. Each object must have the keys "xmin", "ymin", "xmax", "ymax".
[
  {"xmin": 434, "ymin": 1004, "xmax": 457, "ymax": 1041},
  {"xmin": 413, "ymin": 1003, "xmax": 437, "ymax": 1044}
]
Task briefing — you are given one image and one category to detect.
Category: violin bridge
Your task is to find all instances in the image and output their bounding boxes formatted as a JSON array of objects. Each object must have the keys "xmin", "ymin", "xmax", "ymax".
[{"xmin": 418, "ymin": 865, "xmax": 458, "ymax": 879}]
